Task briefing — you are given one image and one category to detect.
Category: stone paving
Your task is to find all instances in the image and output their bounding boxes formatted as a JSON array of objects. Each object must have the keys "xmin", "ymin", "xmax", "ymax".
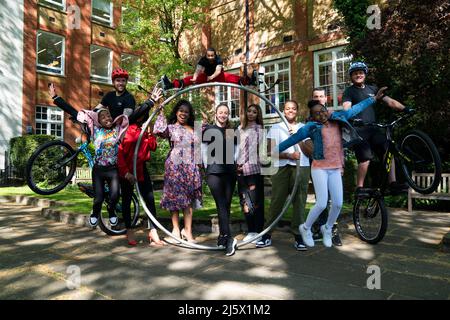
[{"xmin": 0, "ymin": 201, "xmax": 449, "ymax": 300}]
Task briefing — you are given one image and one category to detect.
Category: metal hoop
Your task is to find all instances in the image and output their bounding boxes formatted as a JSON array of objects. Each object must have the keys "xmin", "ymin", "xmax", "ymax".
[{"xmin": 134, "ymin": 82, "xmax": 302, "ymax": 250}]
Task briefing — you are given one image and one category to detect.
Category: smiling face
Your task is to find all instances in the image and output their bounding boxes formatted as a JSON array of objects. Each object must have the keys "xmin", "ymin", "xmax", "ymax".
[
  {"xmin": 215, "ymin": 105, "xmax": 229, "ymax": 127},
  {"xmin": 310, "ymin": 104, "xmax": 329, "ymax": 124},
  {"xmin": 283, "ymin": 101, "xmax": 298, "ymax": 122},
  {"xmin": 246, "ymin": 105, "xmax": 259, "ymax": 122},
  {"xmin": 113, "ymin": 77, "xmax": 127, "ymax": 93},
  {"xmin": 98, "ymin": 110, "xmax": 113, "ymax": 129},
  {"xmin": 176, "ymin": 105, "xmax": 191, "ymax": 125},
  {"xmin": 351, "ymin": 70, "xmax": 366, "ymax": 86},
  {"xmin": 312, "ymin": 89, "xmax": 327, "ymax": 106}
]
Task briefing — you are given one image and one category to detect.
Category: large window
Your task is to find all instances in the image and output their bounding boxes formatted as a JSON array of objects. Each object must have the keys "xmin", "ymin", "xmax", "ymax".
[
  {"xmin": 36, "ymin": 31, "xmax": 65, "ymax": 75},
  {"xmin": 92, "ymin": 0, "xmax": 113, "ymax": 26},
  {"xmin": 35, "ymin": 106, "xmax": 64, "ymax": 139},
  {"xmin": 314, "ymin": 47, "xmax": 352, "ymax": 109},
  {"xmin": 90, "ymin": 45, "xmax": 112, "ymax": 83},
  {"xmin": 215, "ymin": 70, "xmax": 240, "ymax": 120},
  {"xmin": 121, "ymin": 54, "xmax": 140, "ymax": 84},
  {"xmin": 39, "ymin": 0, "xmax": 65, "ymax": 10},
  {"xmin": 260, "ymin": 59, "xmax": 291, "ymax": 117}
]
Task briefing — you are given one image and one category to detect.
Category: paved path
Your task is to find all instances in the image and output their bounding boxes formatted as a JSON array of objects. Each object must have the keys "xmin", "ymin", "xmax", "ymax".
[{"xmin": 0, "ymin": 201, "xmax": 449, "ymax": 300}]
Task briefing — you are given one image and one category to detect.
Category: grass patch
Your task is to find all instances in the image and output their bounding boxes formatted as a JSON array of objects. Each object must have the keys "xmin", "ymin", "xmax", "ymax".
[{"xmin": 0, "ymin": 185, "xmax": 353, "ymax": 221}]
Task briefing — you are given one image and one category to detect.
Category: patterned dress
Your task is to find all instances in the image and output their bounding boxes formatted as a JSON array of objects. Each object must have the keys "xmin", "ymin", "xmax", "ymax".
[{"xmin": 153, "ymin": 114, "xmax": 203, "ymax": 211}]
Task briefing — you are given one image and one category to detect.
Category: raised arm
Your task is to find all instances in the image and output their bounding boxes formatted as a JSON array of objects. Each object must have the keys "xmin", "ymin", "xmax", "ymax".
[
  {"xmin": 49, "ymin": 83, "xmax": 79, "ymax": 119},
  {"xmin": 275, "ymin": 124, "xmax": 312, "ymax": 154},
  {"xmin": 340, "ymin": 87, "xmax": 388, "ymax": 120}
]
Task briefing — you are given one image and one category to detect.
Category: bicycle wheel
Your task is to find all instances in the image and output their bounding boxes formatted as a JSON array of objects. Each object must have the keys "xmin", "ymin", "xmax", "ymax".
[
  {"xmin": 353, "ymin": 195, "xmax": 388, "ymax": 244},
  {"xmin": 26, "ymin": 140, "xmax": 77, "ymax": 195},
  {"xmin": 398, "ymin": 130, "xmax": 442, "ymax": 194},
  {"xmin": 99, "ymin": 192, "xmax": 140, "ymax": 236}
]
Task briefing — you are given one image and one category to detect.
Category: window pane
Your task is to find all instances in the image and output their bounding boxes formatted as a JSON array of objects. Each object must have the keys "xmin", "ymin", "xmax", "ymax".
[
  {"xmin": 39, "ymin": 0, "xmax": 64, "ymax": 9},
  {"xmin": 121, "ymin": 54, "xmax": 140, "ymax": 83},
  {"xmin": 91, "ymin": 46, "xmax": 112, "ymax": 81},
  {"xmin": 215, "ymin": 72, "xmax": 240, "ymax": 119},
  {"xmin": 37, "ymin": 31, "xmax": 64, "ymax": 74},
  {"xmin": 318, "ymin": 52, "xmax": 332, "ymax": 63},
  {"xmin": 92, "ymin": 0, "xmax": 112, "ymax": 24}
]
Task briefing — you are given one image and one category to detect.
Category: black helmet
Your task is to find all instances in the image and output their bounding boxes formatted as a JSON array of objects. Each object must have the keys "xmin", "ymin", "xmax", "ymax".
[{"xmin": 348, "ymin": 61, "xmax": 369, "ymax": 76}]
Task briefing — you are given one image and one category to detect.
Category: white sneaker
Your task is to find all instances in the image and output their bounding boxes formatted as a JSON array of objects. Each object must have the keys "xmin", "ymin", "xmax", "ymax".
[
  {"xmin": 299, "ymin": 224, "xmax": 314, "ymax": 247},
  {"xmin": 320, "ymin": 224, "xmax": 333, "ymax": 248},
  {"xmin": 243, "ymin": 232, "xmax": 261, "ymax": 244}
]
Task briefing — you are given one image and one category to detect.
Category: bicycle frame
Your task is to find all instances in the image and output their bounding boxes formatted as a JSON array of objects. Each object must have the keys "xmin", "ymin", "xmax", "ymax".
[{"xmin": 374, "ymin": 113, "xmax": 414, "ymax": 196}]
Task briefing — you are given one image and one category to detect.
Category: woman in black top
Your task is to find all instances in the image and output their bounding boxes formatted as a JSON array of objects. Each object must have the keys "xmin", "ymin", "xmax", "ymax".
[{"xmin": 202, "ymin": 104, "xmax": 238, "ymax": 256}]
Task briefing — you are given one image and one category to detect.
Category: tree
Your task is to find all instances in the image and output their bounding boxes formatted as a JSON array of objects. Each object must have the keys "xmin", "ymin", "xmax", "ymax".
[
  {"xmin": 334, "ymin": 0, "xmax": 450, "ymax": 162},
  {"xmin": 119, "ymin": 0, "xmax": 211, "ymax": 87}
]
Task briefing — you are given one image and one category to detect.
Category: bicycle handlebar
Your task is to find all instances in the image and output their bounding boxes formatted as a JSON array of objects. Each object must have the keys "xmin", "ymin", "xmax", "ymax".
[{"xmin": 352, "ymin": 109, "xmax": 415, "ymax": 129}]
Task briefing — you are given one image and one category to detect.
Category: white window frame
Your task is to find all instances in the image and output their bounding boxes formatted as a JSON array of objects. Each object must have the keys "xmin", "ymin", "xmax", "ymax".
[
  {"xmin": 120, "ymin": 53, "xmax": 140, "ymax": 84},
  {"xmin": 36, "ymin": 30, "xmax": 65, "ymax": 76},
  {"xmin": 39, "ymin": 0, "xmax": 66, "ymax": 11},
  {"xmin": 35, "ymin": 106, "xmax": 64, "ymax": 140},
  {"xmin": 313, "ymin": 46, "xmax": 352, "ymax": 110},
  {"xmin": 90, "ymin": 45, "xmax": 113, "ymax": 84},
  {"xmin": 92, "ymin": 0, "xmax": 114, "ymax": 26},
  {"xmin": 214, "ymin": 69, "xmax": 241, "ymax": 120},
  {"xmin": 259, "ymin": 58, "xmax": 291, "ymax": 118}
]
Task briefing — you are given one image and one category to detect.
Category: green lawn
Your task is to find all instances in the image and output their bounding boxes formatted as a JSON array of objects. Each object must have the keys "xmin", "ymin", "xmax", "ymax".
[{"xmin": 0, "ymin": 185, "xmax": 352, "ymax": 221}]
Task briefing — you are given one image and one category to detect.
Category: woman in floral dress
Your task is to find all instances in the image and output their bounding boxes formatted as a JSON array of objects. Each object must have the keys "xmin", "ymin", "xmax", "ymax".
[{"xmin": 153, "ymin": 99, "xmax": 202, "ymax": 243}]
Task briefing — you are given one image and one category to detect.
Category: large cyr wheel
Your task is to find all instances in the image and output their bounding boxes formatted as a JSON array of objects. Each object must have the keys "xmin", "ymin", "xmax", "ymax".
[
  {"xmin": 98, "ymin": 192, "xmax": 140, "ymax": 236},
  {"xmin": 399, "ymin": 130, "xmax": 442, "ymax": 194},
  {"xmin": 26, "ymin": 140, "xmax": 77, "ymax": 195},
  {"xmin": 353, "ymin": 195, "xmax": 388, "ymax": 244}
]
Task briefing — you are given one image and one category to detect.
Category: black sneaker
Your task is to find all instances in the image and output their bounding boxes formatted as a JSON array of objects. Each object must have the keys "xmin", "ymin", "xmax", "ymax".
[
  {"xmin": 312, "ymin": 231, "xmax": 322, "ymax": 241},
  {"xmin": 294, "ymin": 235, "xmax": 308, "ymax": 251},
  {"xmin": 332, "ymin": 224, "xmax": 342, "ymax": 246},
  {"xmin": 225, "ymin": 237, "xmax": 237, "ymax": 256},
  {"xmin": 109, "ymin": 214, "xmax": 118, "ymax": 227},
  {"xmin": 161, "ymin": 75, "xmax": 173, "ymax": 90},
  {"xmin": 217, "ymin": 235, "xmax": 227, "ymax": 249},
  {"xmin": 88, "ymin": 213, "xmax": 99, "ymax": 227},
  {"xmin": 255, "ymin": 234, "xmax": 272, "ymax": 248}
]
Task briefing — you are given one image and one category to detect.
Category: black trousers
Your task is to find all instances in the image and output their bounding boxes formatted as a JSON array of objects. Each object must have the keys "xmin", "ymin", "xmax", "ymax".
[
  {"xmin": 206, "ymin": 173, "xmax": 237, "ymax": 237},
  {"xmin": 238, "ymin": 174, "xmax": 265, "ymax": 233},
  {"xmin": 120, "ymin": 168, "xmax": 157, "ymax": 229},
  {"xmin": 92, "ymin": 165, "xmax": 119, "ymax": 218}
]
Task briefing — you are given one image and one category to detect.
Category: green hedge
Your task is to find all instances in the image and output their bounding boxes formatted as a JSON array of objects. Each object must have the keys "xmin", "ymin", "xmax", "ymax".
[{"xmin": 9, "ymin": 135, "xmax": 56, "ymax": 178}]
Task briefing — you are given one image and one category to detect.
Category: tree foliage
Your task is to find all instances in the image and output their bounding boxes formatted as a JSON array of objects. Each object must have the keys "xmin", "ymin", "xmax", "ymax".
[
  {"xmin": 119, "ymin": 0, "xmax": 211, "ymax": 88},
  {"xmin": 334, "ymin": 0, "xmax": 450, "ymax": 161}
]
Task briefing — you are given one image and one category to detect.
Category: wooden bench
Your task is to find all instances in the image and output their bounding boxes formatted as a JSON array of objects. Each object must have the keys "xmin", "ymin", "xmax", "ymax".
[
  {"xmin": 71, "ymin": 167, "xmax": 92, "ymax": 184},
  {"xmin": 408, "ymin": 173, "xmax": 450, "ymax": 213}
]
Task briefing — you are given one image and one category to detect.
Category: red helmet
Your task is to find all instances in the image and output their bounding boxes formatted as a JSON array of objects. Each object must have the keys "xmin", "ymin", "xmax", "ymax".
[{"xmin": 112, "ymin": 68, "xmax": 129, "ymax": 81}]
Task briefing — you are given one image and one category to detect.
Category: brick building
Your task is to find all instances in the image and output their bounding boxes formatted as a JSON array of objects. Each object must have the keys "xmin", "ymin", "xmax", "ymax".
[
  {"xmin": 1, "ymin": 0, "xmax": 365, "ymax": 169},
  {"xmin": 0, "ymin": 0, "xmax": 139, "ymax": 169}
]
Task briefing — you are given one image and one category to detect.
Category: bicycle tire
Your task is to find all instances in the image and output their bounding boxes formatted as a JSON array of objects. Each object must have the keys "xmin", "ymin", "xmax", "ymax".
[
  {"xmin": 353, "ymin": 195, "xmax": 388, "ymax": 244},
  {"xmin": 26, "ymin": 140, "xmax": 77, "ymax": 195},
  {"xmin": 398, "ymin": 130, "xmax": 442, "ymax": 194},
  {"xmin": 98, "ymin": 192, "xmax": 140, "ymax": 236}
]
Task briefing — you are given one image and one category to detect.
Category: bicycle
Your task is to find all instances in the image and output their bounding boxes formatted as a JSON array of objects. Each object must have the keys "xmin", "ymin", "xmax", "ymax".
[
  {"xmin": 352, "ymin": 110, "xmax": 442, "ymax": 244},
  {"xmin": 25, "ymin": 119, "xmax": 140, "ymax": 236}
]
